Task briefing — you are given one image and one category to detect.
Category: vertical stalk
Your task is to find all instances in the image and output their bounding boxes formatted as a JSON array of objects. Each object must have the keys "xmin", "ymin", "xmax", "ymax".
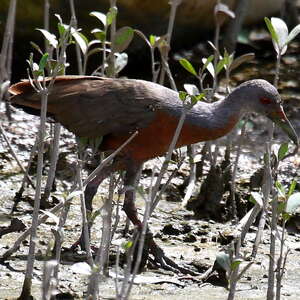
[
  {"xmin": 275, "ymin": 221, "xmax": 286, "ymax": 300},
  {"xmin": 109, "ymin": 0, "xmax": 117, "ymax": 78},
  {"xmin": 158, "ymin": 0, "xmax": 181, "ymax": 85},
  {"xmin": 19, "ymin": 88, "xmax": 49, "ymax": 299},
  {"xmin": 227, "ymin": 238, "xmax": 241, "ymax": 300},
  {"xmin": 41, "ymin": 123, "xmax": 61, "ymax": 204},
  {"xmin": 43, "ymin": 0, "xmax": 50, "ymax": 54},
  {"xmin": 77, "ymin": 157, "xmax": 94, "ymax": 267},
  {"xmin": 86, "ymin": 174, "xmax": 114, "ymax": 299},
  {"xmin": 265, "ymin": 142, "xmax": 275, "ymax": 300},
  {"xmin": 266, "ymin": 50, "xmax": 281, "ymax": 300},
  {"xmin": 0, "ymin": 0, "xmax": 17, "ymax": 85},
  {"xmin": 69, "ymin": 0, "xmax": 83, "ymax": 74},
  {"xmin": 230, "ymin": 119, "xmax": 247, "ymax": 223}
]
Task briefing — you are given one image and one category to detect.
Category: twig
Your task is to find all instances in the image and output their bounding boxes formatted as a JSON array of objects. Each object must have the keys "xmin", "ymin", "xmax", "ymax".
[
  {"xmin": 19, "ymin": 87, "xmax": 49, "ymax": 299},
  {"xmin": 41, "ymin": 123, "xmax": 61, "ymax": 204},
  {"xmin": 158, "ymin": 0, "xmax": 181, "ymax": 85},
  {"xmin": 230, "ymin": 118, "xmax": 248, "ymax": 223},
  {"xmin": 86, "ymin": 173, "xmax": 115, "ymax": 299},
  {"xmin": 0, "ymin": 0, "xmax": 17, "ymax": 86},
  {"xmin": 76, "ymin": 157, "xmax": 94, "ymax": 267},
  {"xmin": 69, "ymin": 0, "xmax": 83, "ymax": 75},
  {"xmin": 0, "ymin": 123, "xmax": 35, "ymax": 188}
]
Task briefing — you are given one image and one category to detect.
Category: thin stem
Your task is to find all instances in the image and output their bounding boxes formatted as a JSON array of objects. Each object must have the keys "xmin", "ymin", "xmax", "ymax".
[
  {"xmin": 182, "ymin": 145, "xmax": 196, "ymax": 207},
  {"xmin": 78, "ymin": 158, "xmax": 94, "ymax": 267},
  {"xmin": 231, "ymin": 118, "xmax": 248, "ymax": 223},
  {"xmin": 0, "ymin": 123, "xmax": 35, "ymax": 188},
  {"xmin": 158, "ymin": 0, "xmax": 181, "ymax": 85},
  {"xmin": 266, "ymin": 143, "xmax": 276, "ymax": 300},
  {"xmin": 0, "ymin": 0, "xmax": 17, "ymax": 84},
  {"xmin": 275, "ymin": 221, "xmax": 286, "ymax": 300},
  {"xmin": 108, "ymin": 0, "xmax": 117, "ymax": 78},
  {"xmin": 41, "ymin": 123, "xmax": 61, "ymax": 204},
  {"xmin": 20, "ymin": 88, "xmax": 49, "ymax": 299},
  {"xmin": 86, "ymin": 174, "xmax": 115, "ymax": 299},
  {"xmin": 69, "ymin": 0, "xmax": 83, "ymax": 74}
]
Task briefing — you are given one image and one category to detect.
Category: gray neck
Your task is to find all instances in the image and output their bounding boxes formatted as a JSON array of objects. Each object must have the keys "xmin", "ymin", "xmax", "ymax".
[{"xmin": 186, "ymin": 89, "xmax": 247, "ymax": 131}]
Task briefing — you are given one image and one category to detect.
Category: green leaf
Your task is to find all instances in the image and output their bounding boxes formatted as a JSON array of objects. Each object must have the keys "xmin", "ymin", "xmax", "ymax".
[
  {"xmin": 264, "ymin": 17, "xmax": 279, "ymax": 45},
  {"xmin": 107, "ymin": 6, "xmax": 118, "ymax": 26},
  {"xmin": 216, "ymin": 57, "xmax": 226, "ymax": 75},
  {"xmin": 114, "ymin": 52, "xmax": 128, "ymax": 74},
  {"xmin": 179, "ymin": 58, "xmax": 197, "ymax": 76},
  {"xmin": 149, "ymin": 35, "xmax": 156, "ymax": 47},
  {"xmin": 54, "ymin": 14, "xmax": 63, "ymax": 24},
  {"xmin": 231, "ymin": 259, "xmax": 242, "ymax": 271},
  {"xmin": 72, "ymin": 31, "xmax": 88, "ymax": 54},
  {"xmin": 48, "ymin": 60, "xmax": 65, "ymax": 76},
  {"xmin": 275, "ymin": 181, "xmax": 286, "ymax": 198},
  {"xmin": 271, "ymin": 17, "xmax": 288, "ymax": 55},
  {"xmin": 87, "ymin": 47, "xmax": 102, "ymax": 58},
  {"xmin": 36, "ymin": 29, "xmax": 58, "ymax": 48},
  {"xmin": 111, "ymin": 26, "xmax": 134, "ymax": 53},
  {"xmin": 286, "ymin": 24, "xmax": 300, "ymax": 45},
  {"xmin": 277, "ymin": 201, "xmax": 286, "ymax": 215},
  {"xmin": 288, "ymin": 180, "xmax": 297, "ymax": 197},
  {"xmin": 249, "ymin": 192, "xmax": 263, "ymax": 206},
  {"xmin": 179, "ymin": 91, "xmax": 188, "ymax": 102},
  {"xmin": 183, "ymin": 83, "xmax": 199, "ymax": 96},
  {"xmin": 278, "ymin": 142, "xmax": 289, "ymax": 161},
  {"xmin": 202, "ymin": 57, "xmax": 215, "ymax": 77},
  {"xmin": 223, "ymin": 49, "xmax": 231, "ymax": 67},
  {"xmin": 38, "ymin": 53, "xmax": 49, "ymax": 71},
  {"xmin": 122, "ymin": 240, "xmax": 133, "ymax": 250},
  {"xmin": 196, "ymin": 93, "xmax": 206, "ymax": 101},
  {"xmin": 32, "ymin": 62, "xmax": 39, "ymax": 72},
  {"xmin": 190, "ymin": 95, "xmax": 196, "ymax": 106},
  {"xmin": 30, "ymin": 42, "xmax": 43, "ymax": 55},
  {"xmin": 57, "ymin": 23, "xmax": 66, "ymax": 37},
  {"xmin": 229, "ymin": 53, "xmax": 255, "ymax": 72},
  {"xmin": 285, "ymin": 192, "xmax": 300, "ymax": 214},
  {"xmin": 91, "ymin": 28, "xmax": 106, "ymax": 42},
  {"xmin": 201, "ymin": 55, "xmax": 214, "ymax": 72},
  {"xmin": 214, "ymin": 3, "xmax": 235, "ymax": 19},
  {"xmin": 282, "ymin": 212, "xmax": 291, "ymax": 222},
  {"xmin": 215, "ymin": 252, "xmax": 231, "ymax": 273},
  {"xmin": 90, "ymin": 11, "xmax": 107, "ymax": 27}
]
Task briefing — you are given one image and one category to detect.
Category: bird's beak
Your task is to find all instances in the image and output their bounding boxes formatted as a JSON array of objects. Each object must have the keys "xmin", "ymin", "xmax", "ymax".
[{"xmin": 267, "ymin": 109, "xmax": 299, "ymax": 146}]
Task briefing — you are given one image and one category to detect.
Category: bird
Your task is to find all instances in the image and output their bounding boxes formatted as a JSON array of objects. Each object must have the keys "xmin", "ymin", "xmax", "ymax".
[{"xmin": 9, "ymin": 75, "xmax": 299, "ymax": 271}]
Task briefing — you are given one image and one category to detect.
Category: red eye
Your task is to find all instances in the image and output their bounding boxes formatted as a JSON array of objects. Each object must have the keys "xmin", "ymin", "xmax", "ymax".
[{"xmin": 260, "ymin": 97, "xmax": 272, "ymax": 105}]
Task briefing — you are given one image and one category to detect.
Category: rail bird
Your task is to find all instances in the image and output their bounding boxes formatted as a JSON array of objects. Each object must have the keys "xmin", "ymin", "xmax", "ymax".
[{"xmin": 9, "ymin": 76, "xmax": 299, "ymax": 270}]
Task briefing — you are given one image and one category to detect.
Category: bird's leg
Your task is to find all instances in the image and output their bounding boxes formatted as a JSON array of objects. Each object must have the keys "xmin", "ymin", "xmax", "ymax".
[
  {"xmin": 122, "ymin": 163, "xmax": 152, "ymax": 270},
  {"xmin": 122, "ymin": 165, "xmax": 200, "ymax": 275},
  {"xmin": 71, "ymin": 162, "xmax": 120, "ymax": 251},
  {"xmin": 122, "ymin": 163, "xmax": 143, "ymax": 229}
]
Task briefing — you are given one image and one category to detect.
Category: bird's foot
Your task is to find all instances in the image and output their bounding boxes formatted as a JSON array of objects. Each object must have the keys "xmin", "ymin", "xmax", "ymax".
[
  {"xmin": 69, "ymin": 239, "xmax": 82, "ymax": 252},
  {"xmin": 69, "ymin": 238, "xmax": 98, "ymax": 253},
  {"xmin": 147, "ymin": 239, "xmax": 200, "ymax": 276}
]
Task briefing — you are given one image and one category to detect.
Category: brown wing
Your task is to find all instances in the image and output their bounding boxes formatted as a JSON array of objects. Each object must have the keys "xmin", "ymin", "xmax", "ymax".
[{"xmin": 9, "ymin": 76, "xmax": 177, "ymax": 138}]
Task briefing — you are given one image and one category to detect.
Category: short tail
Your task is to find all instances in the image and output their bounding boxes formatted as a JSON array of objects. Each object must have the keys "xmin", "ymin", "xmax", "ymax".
[{"xmin": 8, "ymin": 75, "xmax": 102, "ymax": 115}]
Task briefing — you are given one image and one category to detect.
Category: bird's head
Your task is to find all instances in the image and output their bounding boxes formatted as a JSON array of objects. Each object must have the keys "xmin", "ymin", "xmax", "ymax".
[{"xmin": 239, "ymin": 79, "xmax": 299, "ymax": 147}]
